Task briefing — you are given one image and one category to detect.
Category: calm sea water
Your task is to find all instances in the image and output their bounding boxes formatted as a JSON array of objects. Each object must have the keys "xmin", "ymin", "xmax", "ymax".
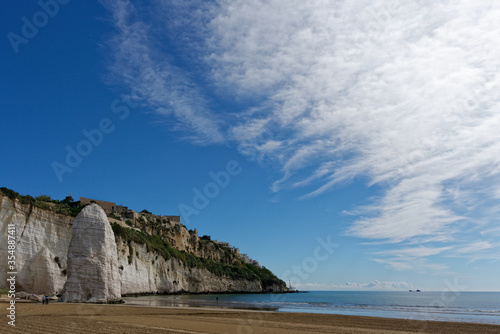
[{"xmin": 122, "ymin": 291, "xmax": 500, "ymax": 325}]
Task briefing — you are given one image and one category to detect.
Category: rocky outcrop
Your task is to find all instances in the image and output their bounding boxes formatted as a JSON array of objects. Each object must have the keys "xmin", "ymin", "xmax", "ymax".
[
  {"xmin": 60, "ymin": 204, "xmax": 121, "ymax": 303},
  {"xmin": 116, "ymin": 238, "xmax": 263, "ymax": 294},
  {"xmin": 0, "ymin": 195, "xmax": 72, "ymax": 296},
  {"xmin": 134, "ymin": 214, "xmax": 241, "ymax": 265}
]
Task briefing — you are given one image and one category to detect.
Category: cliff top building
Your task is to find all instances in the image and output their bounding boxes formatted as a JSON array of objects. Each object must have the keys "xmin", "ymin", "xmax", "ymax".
[{"xmin": 79, "ymin": 197, "xmax": 116, "ymax": 214}]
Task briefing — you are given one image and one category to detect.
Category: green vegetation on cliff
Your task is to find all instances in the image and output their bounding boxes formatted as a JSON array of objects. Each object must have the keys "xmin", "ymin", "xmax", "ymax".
[
  {"xmin": 111, "ymin": 223, "xmax": 285, "ymax": 289},
  {"xmin": 0, "ymin": 187, "xmax": 84, "ymax": 217}
]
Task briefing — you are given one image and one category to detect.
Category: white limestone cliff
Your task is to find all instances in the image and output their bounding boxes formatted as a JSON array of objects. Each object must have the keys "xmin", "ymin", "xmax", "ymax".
[
  {"xmin": 0, "ymin": 195, "xmax": 72, "ymax": 296},
  {"xmin": 60, "ymin": 204, "xmax": 121, "ymax": 303},
  {"xmin": 116, "ymin": 239, "xmax": 263, "ymax": 294},
  {"xmin": 0, "ymin": 194, "xmax": 284, "ymax": 297}
]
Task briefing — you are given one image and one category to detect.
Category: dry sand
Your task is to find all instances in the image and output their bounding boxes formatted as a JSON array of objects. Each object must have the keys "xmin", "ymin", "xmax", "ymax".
[{"xmin": 2, "ymin": 302, "xmax": 500, "ymax": 334}]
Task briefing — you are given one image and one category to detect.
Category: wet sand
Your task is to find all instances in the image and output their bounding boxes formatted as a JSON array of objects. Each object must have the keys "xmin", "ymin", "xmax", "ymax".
[{"xmin": 2, "ymin": 302, "xmax": 500, "ymax": 333}]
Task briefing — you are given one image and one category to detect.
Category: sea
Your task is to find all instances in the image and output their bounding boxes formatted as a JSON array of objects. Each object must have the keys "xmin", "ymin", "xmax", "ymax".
[{"xmin": 122, "ymin": 291, "xmax": 500, "ymax": 325}]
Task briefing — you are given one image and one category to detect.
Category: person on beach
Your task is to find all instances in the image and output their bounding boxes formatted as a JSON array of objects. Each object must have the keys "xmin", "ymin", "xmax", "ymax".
[
  {"xmin": 42, "ymin": 296, "xmax": 45, "ymax": 304},
  {"xmin": 46, "ymin": 296, "xmax": 49, "ymax": 304}
]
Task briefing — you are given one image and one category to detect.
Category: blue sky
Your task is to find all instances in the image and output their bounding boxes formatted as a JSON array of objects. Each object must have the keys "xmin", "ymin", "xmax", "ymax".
[{"xmin": 2, "ymin": 0, "xmax": 500, "ymax": 291}]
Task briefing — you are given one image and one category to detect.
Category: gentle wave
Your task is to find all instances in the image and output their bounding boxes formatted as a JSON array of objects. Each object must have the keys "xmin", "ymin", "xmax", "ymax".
[{"xmin": 123, "ymin": 291, "xmax": 500, "ymax": 325}]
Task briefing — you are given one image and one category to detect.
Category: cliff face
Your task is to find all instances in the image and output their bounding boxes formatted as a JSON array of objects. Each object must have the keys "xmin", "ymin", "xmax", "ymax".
[
  {"xmin": 0, "ymin": 195, "xmax": 72, "ymax": 295},
  {"xmin": 117, "ymin": 238, "xmax": 262, "ymax": 294},
  {"xmin": 132, "ymin": 214, "xmax": 241, "ymax": 265},
  {"xmin": 0, "ymin": 194, "xmax": 284, "ymax": 296}
]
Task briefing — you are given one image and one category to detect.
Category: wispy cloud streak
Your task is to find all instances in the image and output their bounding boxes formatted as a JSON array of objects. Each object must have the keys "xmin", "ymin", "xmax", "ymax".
[
  {"xmin": 205, "ymin": 0, "xmax": 500, "ymax": 248},
  {"xmin": 102, "ymin": 0, "xmax": 500, "ymax": 270},
  {"xmin": 102, "ymin": 0, "xmax": 223, "ymax": 144},
  {"xmin": 299, "ymin": 280, "xmax": 414, "ymax": 291}
]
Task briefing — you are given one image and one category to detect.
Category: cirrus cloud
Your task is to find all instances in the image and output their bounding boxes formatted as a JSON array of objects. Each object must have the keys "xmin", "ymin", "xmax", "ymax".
[
  {"xmin": 298, "ymin": 280, "xmax": 414, "ymax": 291},
  {"xmin": 102, "ymin": 0, "xmax": 500, "ymax": 271}
]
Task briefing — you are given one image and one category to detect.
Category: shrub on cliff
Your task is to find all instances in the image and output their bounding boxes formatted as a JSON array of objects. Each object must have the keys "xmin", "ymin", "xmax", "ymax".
[
  {"xmin": 0, "ymin": 187, "xmax": 18, "ymax": 200},
  {"xmin": 36, "ymin": 194, "xmax": 52, "ymax": 202},
  {"xmin": 0, "ymin": 187, "xmax": 36, "ymax": 204},
  {"xmin": 0, "ymin": 187, "xmax": 84, "ymax": 217},
  {"xmin": 34, "ymin": 201, "xmax": 51, "ymax": 210}
]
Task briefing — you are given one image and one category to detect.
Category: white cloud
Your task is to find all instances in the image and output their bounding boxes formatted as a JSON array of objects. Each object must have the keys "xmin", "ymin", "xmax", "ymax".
[
  {"xmin": 102, "ymin": 0, "xmax": 500, "ymax": 271},
  {"xmin": 205, "ymin": 0, "xmax": 500, "ymax": 251},
  {"xmin": 480, "ymin": 226, "xmax": 500, "ymax": 236},
  {"xmin": 373, "ymin": 257, "xmax": 451, "ymax": 273},
  {"xmin": 298, "ymin": 280, "xmax": 414, "ymax": 291},
  {"xmin": 449, "ymin": 241, "xmax": 500, "ymax": 263},
  {"xmin": 455, "ymin": 241, "xmax": 492, "ymax": 253},
  {"xmin": 101, "ymin": 0, "xmax": 224, "ymax": 144},
  {"xmin": 206, "ymin": 0, "xmax": 500, "ymax": 235},
  {"xmin": 376, "ymin": 246, "xmax": 453, "ymax": 258}
]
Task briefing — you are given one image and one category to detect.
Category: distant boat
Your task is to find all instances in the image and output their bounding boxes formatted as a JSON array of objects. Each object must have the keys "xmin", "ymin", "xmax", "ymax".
[
  {"xmin": 409, "ymin": 290, "xmax": 413, "ymax": 292},
  {"xmin": 416, "ymin": 289, "xmax": 421, "ymax": 292},
  {"xmin": 288, "ymin": 280, "xmax": 295, "ymax": 290}
]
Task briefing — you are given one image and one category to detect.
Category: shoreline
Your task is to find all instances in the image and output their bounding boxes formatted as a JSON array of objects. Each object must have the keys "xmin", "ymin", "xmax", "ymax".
[
  {"xmin": 120, "ymin": 293, "xmax": 500, "ymax": 326},
  {"xmin": 120, "ymin": 289, "xmax": 305, "ymax": 297},
  {"xmin": 2, "ymin": 302, "xmax": 500, "ymax": 333}
]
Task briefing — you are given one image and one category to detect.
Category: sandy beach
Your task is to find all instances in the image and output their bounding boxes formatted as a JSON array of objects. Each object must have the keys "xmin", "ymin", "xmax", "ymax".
[{"xmin": 2, "ymin": 302, "xmax": 500, "ymax": 334}]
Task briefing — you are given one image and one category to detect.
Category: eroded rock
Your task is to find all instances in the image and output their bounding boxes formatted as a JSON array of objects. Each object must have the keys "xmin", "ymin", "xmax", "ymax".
[{"xmin": 60, "ymin": 204, "xmax": 121, "ymax": 303}]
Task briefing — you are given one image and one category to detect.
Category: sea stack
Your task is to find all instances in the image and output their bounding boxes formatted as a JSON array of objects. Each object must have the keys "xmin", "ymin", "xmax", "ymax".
[{"xmin": 59, "ymin": 203, "xmax": 122, "ymax": 303}]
